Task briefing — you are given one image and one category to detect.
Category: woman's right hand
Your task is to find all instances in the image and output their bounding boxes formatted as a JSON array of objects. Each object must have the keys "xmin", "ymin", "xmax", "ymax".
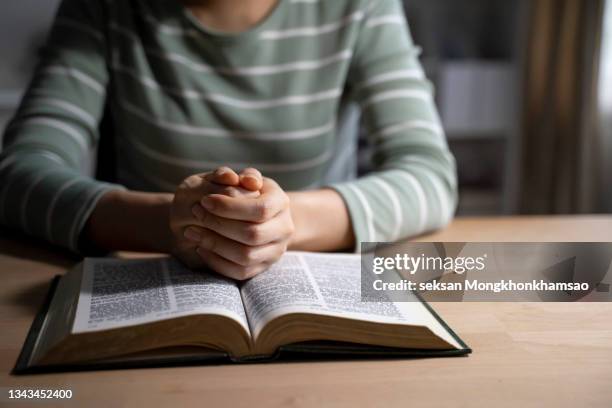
[{"xmin": 169, "ymin": 167, "xmax": 261, "ymax": 270}]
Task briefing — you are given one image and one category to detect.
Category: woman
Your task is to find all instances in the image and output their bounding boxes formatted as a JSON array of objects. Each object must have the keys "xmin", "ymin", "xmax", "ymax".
[{"xmin": 0, "ymin": 0, "xmax": 457, "ymax": 280}]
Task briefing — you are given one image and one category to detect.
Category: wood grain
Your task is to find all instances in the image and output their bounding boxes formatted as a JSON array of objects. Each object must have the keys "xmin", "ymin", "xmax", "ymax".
[{"xmin": 1, "ymin": 216, "xmax": 611, "ymax": 407}]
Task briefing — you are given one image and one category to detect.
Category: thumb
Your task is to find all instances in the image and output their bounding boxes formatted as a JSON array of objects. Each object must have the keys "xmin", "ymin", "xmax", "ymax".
[{"xmin": 205, "ymin": 166, "xmax": 240, "ymax": 186}]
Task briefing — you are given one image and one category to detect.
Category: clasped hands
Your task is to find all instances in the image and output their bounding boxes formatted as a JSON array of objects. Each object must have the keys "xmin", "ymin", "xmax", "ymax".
[{"xmin": 169, "ymin": 167, "xmax": 294, "ymax": 280}]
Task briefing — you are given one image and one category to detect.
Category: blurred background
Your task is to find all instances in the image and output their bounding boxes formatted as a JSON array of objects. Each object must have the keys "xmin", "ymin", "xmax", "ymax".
[{"xmin": 0, "ymin": 0, "xmax": 610, "ymax": 216}]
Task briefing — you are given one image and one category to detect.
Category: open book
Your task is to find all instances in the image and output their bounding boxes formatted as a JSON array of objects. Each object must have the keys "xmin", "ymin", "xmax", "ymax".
[{"xmin": 16, "ymin": 252, "xmax": 469, "ymax": 372}]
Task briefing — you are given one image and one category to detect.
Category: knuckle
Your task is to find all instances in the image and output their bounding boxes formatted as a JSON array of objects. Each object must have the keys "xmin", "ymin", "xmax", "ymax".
[
  {"xmin": 199, "ymin": 210, "xmax": 219, "ymax": 230},
  {"xmin": 245, "ymin": 190, "xmax": 261, "ymax": 199},
  {"xmin": 244, "ymin": 224, "xmax": 263, "ymax": 245},
  {"xmin": 237, "ymin": 245, "xmax": 258, "ymax": 265},
  {"xmin": 209, "ymin": 196, "xmax": 228, "ymax": 212},
  {"xmin": 181, "ymin": 175, "xmax": 201, "ymax": 190},
  {"xmin": 255, "ymin": 200, "xmax": 273, "ymax": 221},
  {"xmin": 285, "ymin": 219, "xmax": 295, "ymax": 238},
  {"xmin": 176, "ymin": 175, "xmax": 204, "ymax": 201}
]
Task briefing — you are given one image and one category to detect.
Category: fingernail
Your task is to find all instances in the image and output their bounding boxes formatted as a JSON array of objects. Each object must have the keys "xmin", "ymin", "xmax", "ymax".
[
  {"xmin": 201, "ymin": 197, "xmax": 214, "ymax": 211},
  {"xmin": 192, "ymin": 205, "xmax": 205, "ymax": 220},
  {"xmin": 184, "ymin": 227, "xmax": 202, "ymax": 242},
  {"xmin": 241, "ymin": 175, "xmax": 260, "ymax": 189},
  {"xmin": 216, "ymin": 167, "xmax": 228, "ymax": 176}
]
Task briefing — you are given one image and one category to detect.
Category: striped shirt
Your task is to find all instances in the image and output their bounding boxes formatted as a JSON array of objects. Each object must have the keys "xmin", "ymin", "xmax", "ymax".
[{"xmin": 0, "ymin": 0, "xmax": 457, "ymax": 253}]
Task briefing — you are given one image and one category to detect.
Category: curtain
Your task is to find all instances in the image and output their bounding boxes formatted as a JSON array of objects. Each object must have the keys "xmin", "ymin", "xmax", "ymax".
[
  {"xmin": 599, "ymin": 1, "xmax": 612, "ymax": 212},
  {"xmin": 518, "ymin": 0, "xmax": 606, "ymax": 214}
]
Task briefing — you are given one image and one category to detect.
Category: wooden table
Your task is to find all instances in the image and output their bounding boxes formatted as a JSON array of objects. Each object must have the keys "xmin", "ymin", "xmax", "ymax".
[{"xmin": 1, "ymin": 216, "xmax": 612, "ymax": 407}]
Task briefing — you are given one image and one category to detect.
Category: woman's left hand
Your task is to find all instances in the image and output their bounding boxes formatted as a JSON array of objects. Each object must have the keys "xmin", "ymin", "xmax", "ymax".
[{"xmin": 187, "ymin": 175, "xmax": 294, "ymax": 280}]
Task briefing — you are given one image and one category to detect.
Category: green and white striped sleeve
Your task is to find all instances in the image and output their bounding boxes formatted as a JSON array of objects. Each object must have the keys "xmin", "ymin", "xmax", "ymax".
[
  {"xmin": 0, "ymin": 0, "xmax": 123, "ymax": 252},
  {"xmin": 331, "ymin": 0, "xmax": 458, "ymax": 251}
]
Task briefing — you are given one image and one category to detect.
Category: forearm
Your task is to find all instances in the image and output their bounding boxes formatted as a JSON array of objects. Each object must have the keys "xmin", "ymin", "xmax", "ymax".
[
  {"xmin": 85, "ymin": 189, "xmax": 174, "ymax": 253},
  {"xmin": 87, "ymin": 187, "xmax": 355, "ymax": 254},
  {"xmin": 288, "ymin": 189, "xmax": 355, "ymax": 252}
]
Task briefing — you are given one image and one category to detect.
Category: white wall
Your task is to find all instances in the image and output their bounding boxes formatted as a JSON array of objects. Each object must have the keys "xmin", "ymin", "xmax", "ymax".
[{"xmin": 0, "ymin": 0, "xmax": 60, "ymax": 142}]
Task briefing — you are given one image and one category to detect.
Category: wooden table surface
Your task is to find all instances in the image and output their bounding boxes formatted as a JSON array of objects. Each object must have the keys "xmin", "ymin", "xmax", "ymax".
[{"xmin": 1, "ymin": 216, "xmax": 612, "ymax": 407}]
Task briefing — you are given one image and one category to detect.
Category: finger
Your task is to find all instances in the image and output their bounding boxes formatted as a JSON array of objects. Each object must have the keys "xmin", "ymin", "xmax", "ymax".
[
  {"xmin": 200, "ymin": 178, "xmax": 287, "ymax": 222},
  {"xmin": 195, "ymin": 206, "xmax": 292, "ymax": 246},
  {"xmin": 175, "ymin": 173, "xmax": 247, "ymax": 225},
  {"xmin": 206, "ymin": 184, "xmax": 261, "ymax": 198},
  {"xmin": 239, "ymin": 168, "xmax": 263, "ymax": 191},
  {"xmin": 205, "ymin": 166, "xmax": 240, "ymax": 186},
  {"xmin": 175, "ymin": 177, "xmax": 260, "ymax": 229},
  {"xmin": 196, "ymin": 248, "xmax": 269, "ymax": 281},
  {"xmin": 184, "ymin": 226, "xmax": 280, "ymax": 267},
  {"xmin": 184, "ymin": 226, "xmax": 243, "ymax": 265}
]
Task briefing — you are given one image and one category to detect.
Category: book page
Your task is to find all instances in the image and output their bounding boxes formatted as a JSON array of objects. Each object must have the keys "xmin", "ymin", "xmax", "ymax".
[
  {"xmin": 241, "ymin": 252, "xmax": 461, "ymax": 348},
  {"xmin": 72, "ymin": 257, "xmax": 249, "ymax": 334}
]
